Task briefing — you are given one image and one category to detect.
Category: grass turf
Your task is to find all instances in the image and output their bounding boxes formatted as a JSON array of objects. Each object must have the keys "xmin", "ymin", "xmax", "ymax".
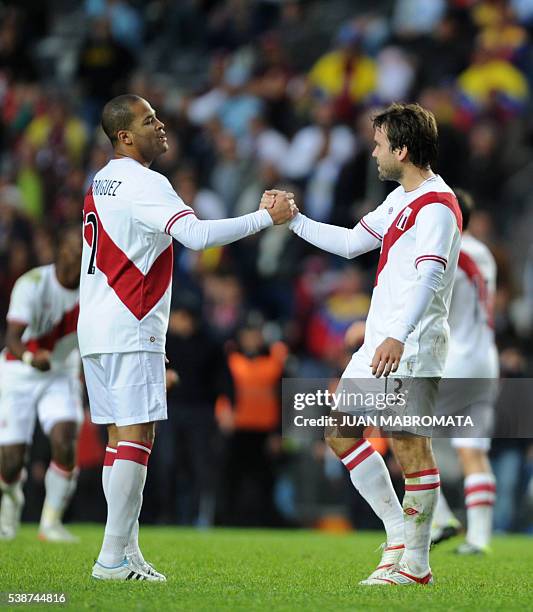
[{"xmin": 0, "ymin": 525, "xmax": 531, "ymax": 611}]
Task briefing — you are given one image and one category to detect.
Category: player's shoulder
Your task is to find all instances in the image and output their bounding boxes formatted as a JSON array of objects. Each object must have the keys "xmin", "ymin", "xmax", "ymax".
[
  {"xmin": 461, "ymin": 234, "xmax": 496, "ymax": 266},
  {"xmin": 14, "ymin": 264, "xmax": 51, "ymax": 288}
]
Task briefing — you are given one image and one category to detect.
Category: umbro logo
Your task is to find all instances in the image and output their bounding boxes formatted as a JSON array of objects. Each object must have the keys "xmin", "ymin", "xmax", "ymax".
[{"xmin": 404, "ymin": 507, "xmax": 419, "ymax": 516}]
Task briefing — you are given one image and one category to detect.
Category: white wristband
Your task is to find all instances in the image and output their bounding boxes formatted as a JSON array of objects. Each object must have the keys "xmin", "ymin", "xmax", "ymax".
[{"xmin": 21, "ymin": 351, "xmax": 34, "ymax": 365}]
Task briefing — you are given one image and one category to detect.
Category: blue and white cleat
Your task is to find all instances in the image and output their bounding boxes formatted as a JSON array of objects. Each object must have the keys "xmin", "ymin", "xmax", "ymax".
[
  {"xmin": 127, "ymin": 554, "xmax": 166, "ymax": 581},
  {"xmin": 91, "ymin": 558, "xmax": 153, "ymax": 581}
]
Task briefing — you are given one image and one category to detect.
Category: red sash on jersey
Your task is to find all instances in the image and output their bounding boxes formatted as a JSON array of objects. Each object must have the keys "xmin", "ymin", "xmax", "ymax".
[
  {"xmin": 458, "ymin": 250, "xmax": 493, "ymax": 328},
  {"xmin": 374, "ymin": 191, "xmax": 462, "ymax": 287},
  {"xmin": 5, "ymin": 304, "xmax": 79, "ymax": 360},
  {"xmin": 83, "ymin": 189, "xmax": 173, "ymax": 320}
]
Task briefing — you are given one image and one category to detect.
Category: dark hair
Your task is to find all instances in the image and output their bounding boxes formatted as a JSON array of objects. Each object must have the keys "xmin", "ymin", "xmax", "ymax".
[
  {"xmin": 101, "ymin": 94, "xmax": 143, "ymax": 145},
  {"xmin": 453, "ymin": 188, "xmax": 474, "ymax": 231},
  {"xmin": 372, "ymin": 103, "xmax": 438, "ymax": 169}
]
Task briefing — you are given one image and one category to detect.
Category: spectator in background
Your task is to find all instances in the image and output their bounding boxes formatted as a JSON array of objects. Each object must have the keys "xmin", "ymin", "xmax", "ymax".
[
  {"xmin": 219, "ymin": 314, "xmax": 288, "ymax": 526},
  {"xmin": 76, "ymin": 17, "xmax": 136, "ymax": 126},
  {"xmin": 456, "ymin": 36, "xmax": 529, "ymax": 122},
  {"xmin": 308, "ymin": 22, "xmax": 377, "ymax": 122},
  {"xmin": 150, "ymin": 295, "xmax": 234, "ymax": 526},
  {"xmin": 172, "ymin": 166, "xmax": 226, "ymax": 220},
  {"xmin": 284, "ymin": 98, "xmax": 355, "ymax": 222},
  {"xmin": 209, "ymin": 130, "xmax": 253, "ymax": 215}
]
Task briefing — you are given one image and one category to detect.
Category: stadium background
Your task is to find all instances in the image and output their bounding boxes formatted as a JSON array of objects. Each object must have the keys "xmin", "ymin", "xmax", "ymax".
[{"xmin": 0, "ymin": 0, "xmax": 531, "ymax": 534}]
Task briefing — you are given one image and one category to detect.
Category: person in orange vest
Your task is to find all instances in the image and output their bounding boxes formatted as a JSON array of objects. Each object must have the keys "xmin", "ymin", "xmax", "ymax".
[{"xmin": 219, "ymin": 313, "xmax": 288, "ymax": 526}]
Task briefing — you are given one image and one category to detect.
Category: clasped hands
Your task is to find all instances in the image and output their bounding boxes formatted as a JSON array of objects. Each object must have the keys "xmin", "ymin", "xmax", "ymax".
[{"xmin": 259, "ymin": 189, "xmax": 299, "ymax": 225}]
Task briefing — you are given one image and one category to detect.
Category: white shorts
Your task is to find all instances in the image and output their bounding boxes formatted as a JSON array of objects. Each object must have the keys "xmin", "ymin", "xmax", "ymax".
[
  {"xmin": 0, "ymin": 362, "xmax": 83, "ymax": 445},
  {"xmin": 82, "ymin": 352, "xmax": 167, "ymax": 427},
  {"xmin": 339, "ymin": 351, "xmax": 440, "ymax": 437}
]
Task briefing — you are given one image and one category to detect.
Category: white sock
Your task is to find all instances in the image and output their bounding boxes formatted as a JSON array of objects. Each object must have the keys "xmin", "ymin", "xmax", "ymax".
[
  {"xmin": 40, "ymin": 461, "xmax": 78, "ymax": 529},
  {"xmin": 340, "ymin": 440, "xmax": 404, "ymax": 545},
  {"xmin": 102, "ymin": 446, "xmax": 145, "ymax": 564},
  {"xmin": 402, "ymin": 468, "xmax": 440, "ymax": 575},
  {"xmin": 464, "ymin": 472, "xmax": 495, "ymax": 548},
  {"xmin": 433, "ymin": 490, "xmax": 457, "ymax": 528},
  {"xmin": 97, "ymin": 441, "xmax": 151, "ymax": 567}
]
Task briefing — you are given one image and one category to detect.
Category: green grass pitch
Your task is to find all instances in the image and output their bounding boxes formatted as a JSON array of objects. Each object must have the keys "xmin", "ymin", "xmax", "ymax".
[{"xmin": 1, "ymin": 525, "xmax": 531, "ymax": 611}]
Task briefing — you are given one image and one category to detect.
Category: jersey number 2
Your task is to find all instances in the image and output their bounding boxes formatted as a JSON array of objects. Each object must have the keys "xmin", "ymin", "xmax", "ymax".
[{"xmin": 85, "ymin": 212, "xmax": 98, "ymax": 274}]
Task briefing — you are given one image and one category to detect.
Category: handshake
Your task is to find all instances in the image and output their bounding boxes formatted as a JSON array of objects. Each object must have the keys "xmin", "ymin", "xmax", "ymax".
[{"xmin": 259, "ymin": 190, "xmax": 299, "ymax": 225}]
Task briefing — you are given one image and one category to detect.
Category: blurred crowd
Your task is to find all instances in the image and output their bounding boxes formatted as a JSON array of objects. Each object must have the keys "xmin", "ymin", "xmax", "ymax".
[{"xmin": 1, "ymin": 0, "xmax": 532, "ymax": 532}]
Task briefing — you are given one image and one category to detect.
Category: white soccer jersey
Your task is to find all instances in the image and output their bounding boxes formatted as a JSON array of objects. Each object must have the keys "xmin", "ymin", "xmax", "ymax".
[
  {"xmin": 1, "ymin": 264, "xmax": 79, "ymax": 373},
  {"xmin": 444, "ymin": 234, "xmax": 499, "ymax": 378},
  {"xmin": 78, "ymin": 157, "xmax": 194, "ymax": 356},
  {"xmin": 359, "ymin": 175, "xmax": 462, "ymax": 376}
]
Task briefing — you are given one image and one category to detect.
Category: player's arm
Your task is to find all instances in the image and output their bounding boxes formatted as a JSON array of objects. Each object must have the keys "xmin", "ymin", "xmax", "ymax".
[
  {"xmin": 5, "ymin": 275, "xmax": 52, "ymax": 371},
  {"xmin": 134, "ymin": 179, "xmax": 296, "ymax": 249},
  {"xmin": 371, "ymin": 204, "xmax": 456, "ymax": 377},
  {"xmin": 278, "ymin": 191, "xmax": 386, "ymax": 258},
  {"xmin": 5, "ymin": 321, "xmax": 51, "ymax": 371}
]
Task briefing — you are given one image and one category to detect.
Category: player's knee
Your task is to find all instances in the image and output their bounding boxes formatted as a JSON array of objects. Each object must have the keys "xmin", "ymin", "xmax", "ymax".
[
  {"xmin": 50, "ymin": 431, "xmax": 77, "ymax": 470},
  {"xmin": 0, "ymin": 449, "xmax": 25, "ymax": 482}
]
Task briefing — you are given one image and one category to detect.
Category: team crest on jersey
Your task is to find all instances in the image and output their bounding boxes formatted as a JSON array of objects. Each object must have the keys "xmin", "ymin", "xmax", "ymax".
[{"xmin": 396, "ymin": 206, "xmax": 413, "ymax": 231}]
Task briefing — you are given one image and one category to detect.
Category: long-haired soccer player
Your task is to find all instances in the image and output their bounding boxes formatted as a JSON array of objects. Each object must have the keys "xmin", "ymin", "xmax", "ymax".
[{"xmin": 269, "ymin": 103, "xmax": 462, "ymax": 585}]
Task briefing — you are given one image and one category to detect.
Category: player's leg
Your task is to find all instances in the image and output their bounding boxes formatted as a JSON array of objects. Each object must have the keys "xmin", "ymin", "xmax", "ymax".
[
  {"xmin": 101, "ymin": 423, "xmax": 163, "ymax": 579},
  {"xmin": 36, "ymin": 374, "xmax": 83, "ymax": 542},
  {"xmin": 0, "ymin": 444, "xmax": 27, "ymax": 540},
  {"xmin": 88, "ymin": 352, "xmax": 166, "ymax": 581},
  {"xmin": 39, "ymin": 421, "xmax": 80, "ymax": 542},
  {"xmin": 96, "ymin": 421, "xmax": 156, "ymax": 569},
  {"xmin": 327, "ymin": 355, "xmax": 405, "ymax": 582},
  {"xmin": 431, "ymin": 486, "xmax": 461, "ymax": 545},
  {"xmin": 0, "ymin": 375, "xmax": 37, "ymax": 540},
  {"xmin": 454, "ymin": 438, "xmax": 495, "ymax": 553},
  {"xmin": 373, "ymin": 434, "xmax": 439, "ymax": 585}
]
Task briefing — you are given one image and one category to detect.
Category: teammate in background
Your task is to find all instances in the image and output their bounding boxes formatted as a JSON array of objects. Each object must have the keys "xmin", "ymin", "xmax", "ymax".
[
  {"xmin": 267, "ymin": 103, "xmax": 462, "ymax": 585},
  {"xmin": 0, "ymin": 227, "xmax": 83, "ymax": 542},
  {"xmin": 432, "ymin": 189, "xmax": 498, "ymax": 554},
  {"xmin": 81, "ymin": 94, "xmax": 296, "ymax": 581}
]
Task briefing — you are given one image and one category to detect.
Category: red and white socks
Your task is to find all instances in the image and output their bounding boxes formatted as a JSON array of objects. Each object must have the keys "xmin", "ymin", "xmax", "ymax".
[
  {"xmin": 340, "ymin": 440, "xmax": 404, "ymax": 546},
  {"xmin": 464, "ymin": 472, "xmax": 496, "ymax": 549},
  {"xmin": 102, "ymin": 446, "xmax": 146, "ymax": 564},
  {"xmin": 40, "ymin": 461, "xmax": 78, "ymax": 530},
  {"xmin": 97, "ymin": 441, "xmax": 151, "ymax": 568},
  {"xmin": 402, "ymin": 468, "xmax": 440, "ymax": 574}
]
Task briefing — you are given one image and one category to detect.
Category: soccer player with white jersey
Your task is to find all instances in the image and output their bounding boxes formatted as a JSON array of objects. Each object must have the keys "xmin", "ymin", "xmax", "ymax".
[
  {"xmin": 82, "ymin": 94, "xmax": 296, "ymax": 581},
  {"xmin": 432, "ymin": 190, "xmax": 498, "ymax": 554},
  {"xmin": 0, "ymin": 228, "xmax": 83, "ymax": 542},
  {"xmin": 269, "ymin": 103, "xmax": 462, "ymax": 585}
]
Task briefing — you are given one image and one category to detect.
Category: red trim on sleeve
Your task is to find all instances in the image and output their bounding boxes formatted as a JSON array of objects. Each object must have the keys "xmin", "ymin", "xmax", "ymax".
[
  {"xmin": 165, "ymin": 210, "xmax": 195, "ymax": 235},
  {"xmin": 414, "ymin": 255, "xmax": 447, "ymax": 269},
  {"xmin": 360, "ymin": 218, "xmax": 382, "ymax": 241}
]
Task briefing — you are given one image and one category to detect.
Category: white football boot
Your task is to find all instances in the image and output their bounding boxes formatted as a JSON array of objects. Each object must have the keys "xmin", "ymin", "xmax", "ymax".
[
  {"xmin": 38, "ymin": 523, "xmax": 80, "ymax": 543},
  {"xmin": 363, "ymin": 561, "xmax": 434, "ymax": 586},
  {"xmin": 92, "ymin": 558, "xmax": 155, "ymax": 581},
  {"xmin": 359, "ymin": 543, "xmax": 405, "ymax": 585},
  {"xmin": 127, "ymin": 553, "xmax": 166, "ymax": 582}
]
